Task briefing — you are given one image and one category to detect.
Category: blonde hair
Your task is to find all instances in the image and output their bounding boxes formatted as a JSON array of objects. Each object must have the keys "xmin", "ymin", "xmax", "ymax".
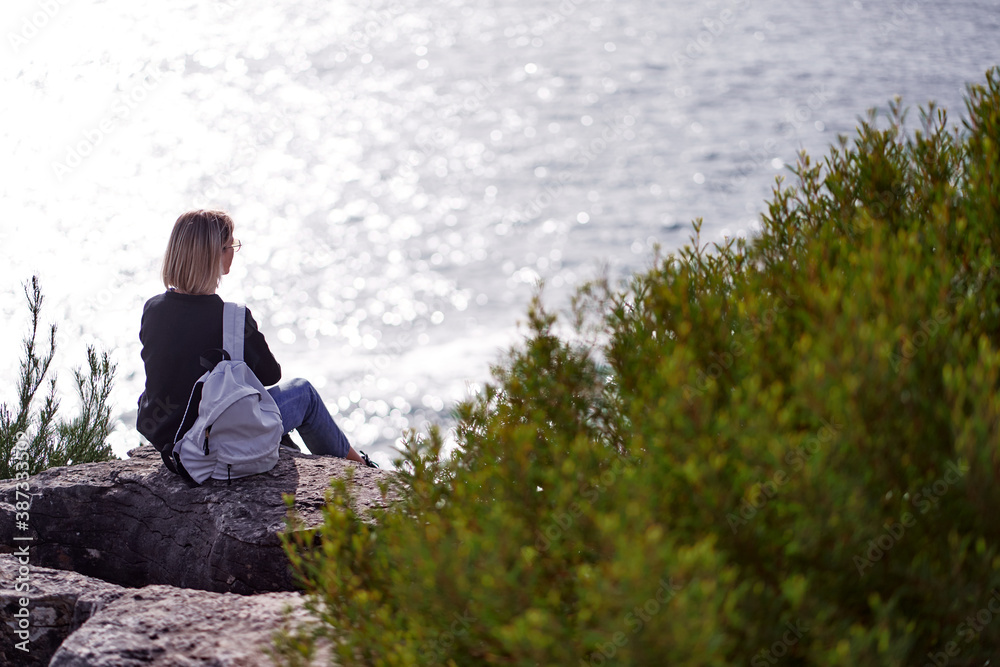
[{"xmin": 161, "ymin": 210, "xmax": 235, "ymax": 295}]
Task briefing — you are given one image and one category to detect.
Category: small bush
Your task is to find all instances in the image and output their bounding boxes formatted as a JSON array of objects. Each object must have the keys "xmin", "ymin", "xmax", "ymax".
[
  {"xmin": 0, "ymin": 276, "xmax": 117, "ymax": 479},
  {"xmin": 277, "ymin": 67, "xmax": 1000, "ymax": 665}
]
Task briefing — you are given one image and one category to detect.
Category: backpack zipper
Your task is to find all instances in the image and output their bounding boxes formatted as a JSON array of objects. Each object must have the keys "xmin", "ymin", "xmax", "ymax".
[{"xmin": 227, "ymin": 464, "xmax": 232, "ymax": 485}]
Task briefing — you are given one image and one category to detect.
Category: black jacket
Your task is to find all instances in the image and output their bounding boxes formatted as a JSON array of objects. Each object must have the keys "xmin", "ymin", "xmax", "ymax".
[{"xmin": 136, "ymin": 290, "xmax": 280, "ymax": 450}]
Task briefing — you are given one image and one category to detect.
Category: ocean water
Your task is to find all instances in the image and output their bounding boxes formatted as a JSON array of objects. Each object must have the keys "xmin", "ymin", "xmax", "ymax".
[{"xmin": 1, "ymin": 0, "xmax": 997, "ymax": 463}]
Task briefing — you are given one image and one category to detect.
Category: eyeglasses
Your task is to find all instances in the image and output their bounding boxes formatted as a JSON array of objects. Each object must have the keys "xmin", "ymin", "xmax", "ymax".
[{"xmin": 225, "ymin": 239, "xmax": 242, "ymax": 252}]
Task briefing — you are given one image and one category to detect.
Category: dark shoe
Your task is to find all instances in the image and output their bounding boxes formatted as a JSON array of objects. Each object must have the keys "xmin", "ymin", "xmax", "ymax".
[{"xmin": 360, "ymin": 450, "xmax": 379, "ymax": 468}]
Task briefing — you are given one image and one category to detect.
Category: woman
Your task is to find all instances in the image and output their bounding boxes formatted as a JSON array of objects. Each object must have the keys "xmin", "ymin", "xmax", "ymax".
[{"xmin": 136, "ymin": 209, "xmax": 376, "ymax": 471}]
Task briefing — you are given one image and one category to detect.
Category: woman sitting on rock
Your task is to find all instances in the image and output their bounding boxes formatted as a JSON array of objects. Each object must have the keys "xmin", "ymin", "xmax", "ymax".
[{"xmin": 136, "ymin": 209, "xmax": 376, "ymax": 471}]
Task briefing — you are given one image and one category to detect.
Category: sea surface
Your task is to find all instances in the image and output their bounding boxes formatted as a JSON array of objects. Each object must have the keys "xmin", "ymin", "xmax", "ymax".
[{"xmin": 1, "ymin": 0, "xmax": 998, "ymax": 463}]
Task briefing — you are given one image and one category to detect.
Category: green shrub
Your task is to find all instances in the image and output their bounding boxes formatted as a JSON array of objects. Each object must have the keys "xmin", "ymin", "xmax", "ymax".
[
  {"xmin": 277, "ymin": 67, "xmax": 1000, "ymax": 666},
  {"xmin": 0, "ymin": 276, "xmax": 117, "ymax": 479}
]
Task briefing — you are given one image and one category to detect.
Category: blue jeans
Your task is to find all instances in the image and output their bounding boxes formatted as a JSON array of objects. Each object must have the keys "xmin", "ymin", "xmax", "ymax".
[{"xmin": 266, "ymin": 378, "xmax": 351, "ymax": 457}]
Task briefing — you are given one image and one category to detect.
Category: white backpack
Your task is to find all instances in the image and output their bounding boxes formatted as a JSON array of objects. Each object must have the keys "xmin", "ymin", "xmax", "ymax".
[{"xmin": 171, "ymin": 302, "xmax": 283, "ymax": 484}]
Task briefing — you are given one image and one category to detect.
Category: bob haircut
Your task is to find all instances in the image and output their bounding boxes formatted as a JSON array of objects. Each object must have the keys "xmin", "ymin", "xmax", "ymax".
[{"xmin": 161, "ymin": 210, "xmax": 235, "ymax": 295}]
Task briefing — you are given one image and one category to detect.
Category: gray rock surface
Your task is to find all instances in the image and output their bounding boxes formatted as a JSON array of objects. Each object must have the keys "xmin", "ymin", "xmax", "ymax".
[
  {"xmin": 0, "ymin": 445, "xmax": 395, "ymax": 594},
  {"xmin": 0, "ymin": 554, "xmax": 128, "ymax": 667},
  {"xmin": 48, "ymin": 584, "xmax": 322, "ymax": 667}
]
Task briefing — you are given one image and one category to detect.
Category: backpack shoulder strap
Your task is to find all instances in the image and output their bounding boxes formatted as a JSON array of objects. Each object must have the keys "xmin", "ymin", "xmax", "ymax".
[
  {"xmin": 223, "ymin": 302, "xmax": 246, "ymax": 362},
  {"xmin": 173, "ymin": 373, "xmax": 206, "ymax": 444}
]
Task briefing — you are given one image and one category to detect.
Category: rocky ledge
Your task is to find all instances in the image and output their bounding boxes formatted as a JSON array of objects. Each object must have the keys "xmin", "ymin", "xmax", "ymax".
[
  {"xmin": 1, "ymin": 445, "xmax": 395, "ymax": 594},
  {"xmin": 0, "ymin": 554, "xmax": 325, "ymax": 667},
  {"xmin": 0, "ymin": 446, "xmax": 396, "ymax": 664}
]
